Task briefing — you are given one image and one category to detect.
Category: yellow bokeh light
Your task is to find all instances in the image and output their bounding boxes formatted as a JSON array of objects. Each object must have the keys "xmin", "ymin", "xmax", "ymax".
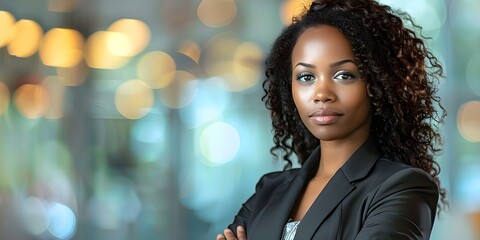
[
  {"xmin": 204, "ymin": 32, "xmax": 239, "ymax": 60},
  {"xmin": 197, "ymin": 0, "xmax": 237, "ymax": 28},
  {"xmin": 137, "ymin": 51, "xmax": 176, "ymax": 89},
  {"xmin": 43, "ymin": 76, "xmax": 66, "ymax": 119},
  {"xmin": 105, "ymin": 31, "xmax": 133, "ymax": 57},
  {"xmin": 158, "ymin": 70, "xmax": 197, "ymax": 109},
  {"xmin": 108, "ymin": 19, "xmax": 151, "ymax": 57},
  {"xmin": 203, "ymin": 32, "xmax": 240, "ymax": 76},
  {"xmin": 177, "ymin": 40, "xmax": 201, "ymax": 63},
  {"xmin": 0, "ymin": 81, "xmax": 10, "ymax": 116},
  {"xmin": 204, "ymin": 38, "xmax": 263, "ymax": 92},
  {"xmin": 115, "ymin": 79, "xmax": 154, "ymax": 119},
  {"xmin": 85, "ymin": 31, "xmax": 130, "ymax": 69},
  {"xmin": 457, "ymin": 101, "xmax": 480, "ymax": 142},
  {"xmin": 0, "ymin": 11, "xmax": 16, "ymax": 47},
  {"xmin": 282, "ymin": 0, "xmax": 312, "ymax": 25},
  {"xmin": 231, "ymin": 42, "xmax": 263, "ymax": 91},
  {"xmin": 13, "ymin": 84, "xmax": 50, "ymax": 119},
  {"xmin": 40, "ymin": 28, "xmax": 84, "ymax": 68},
  {"xmin": 7, "ymin": 19, "xmax": 43, "ymax": 58}
]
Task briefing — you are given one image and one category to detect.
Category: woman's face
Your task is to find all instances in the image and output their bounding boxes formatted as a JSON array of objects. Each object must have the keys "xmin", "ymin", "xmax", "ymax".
[{"xmin": 291, "ymin": 25, "xmax": 371, "ymax": 142}]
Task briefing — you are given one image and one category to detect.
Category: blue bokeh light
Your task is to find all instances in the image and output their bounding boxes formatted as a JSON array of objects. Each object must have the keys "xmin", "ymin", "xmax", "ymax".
[{"xmin": 179, "ymin": 77, "xmax": 231, "ymax": 129}]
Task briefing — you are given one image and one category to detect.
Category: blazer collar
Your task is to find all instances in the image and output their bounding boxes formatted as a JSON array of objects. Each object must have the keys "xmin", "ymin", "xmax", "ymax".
[
  {"xmin": 249, "ymin": 137, "xmax": 382, "ymax": 240},
  {"xmin": 340, "ymin": 136, "xmax": 381, "ymax": 183}
]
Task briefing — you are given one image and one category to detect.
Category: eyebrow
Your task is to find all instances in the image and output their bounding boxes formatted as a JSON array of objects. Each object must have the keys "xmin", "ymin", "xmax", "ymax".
[
  {"xmin": 294, "ymin": 59, "xmax": 356, "ymax": 69},
  {"xmin": 330, "ymin": 59, "xmax": 356, "ymax": 67}
]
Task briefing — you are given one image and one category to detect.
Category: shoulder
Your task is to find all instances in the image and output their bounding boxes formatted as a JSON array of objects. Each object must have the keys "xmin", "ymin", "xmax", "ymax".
[
  {"xmin": 256, "ymin": 168, "xmax": 300, "ymax": 187},
  {"xmin": 366, "ymin": 158, "xmax": 439, "ymax": 203},
  {"xmin": 252, "ymin": 168, "xmax": 300, "ymax": 194},
  {"xmin": 374, "ymin": 158, "xmax": 437, "ymax": 187}
]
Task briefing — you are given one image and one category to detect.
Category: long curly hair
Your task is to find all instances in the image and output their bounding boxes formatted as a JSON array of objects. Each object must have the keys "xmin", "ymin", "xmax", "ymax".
[{"xmin": 262, "ymin": 0, "xmax": 447, "ymax": 209}]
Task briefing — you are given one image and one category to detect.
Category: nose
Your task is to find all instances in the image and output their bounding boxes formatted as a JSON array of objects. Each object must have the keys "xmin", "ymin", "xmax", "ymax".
[{"xmin": 313, "ymin": 78, "xmax": 335, "ymax": 103}]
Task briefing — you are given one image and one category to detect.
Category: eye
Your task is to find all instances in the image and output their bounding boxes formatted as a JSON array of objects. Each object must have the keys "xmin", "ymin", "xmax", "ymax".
[
  {"xmin": 296, "ymin": 72, "xmax": 316, "ymax": 82},
  {"xmin": 333, "ymin": 71, "xmax": 357, "ymax": 81}
]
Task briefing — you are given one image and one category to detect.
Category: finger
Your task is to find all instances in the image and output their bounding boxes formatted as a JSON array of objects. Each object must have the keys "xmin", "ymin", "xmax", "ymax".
[
  {"xmin": 216, "ymin": 233, "xmax": 226, "ymax": 240},
  {"xmin": 224, "ymin": 229, "xmax": 238, "ymax": 240},
  {"xmin": 236, "ymin": 226, "xmax": 247, "ymax": 240}
]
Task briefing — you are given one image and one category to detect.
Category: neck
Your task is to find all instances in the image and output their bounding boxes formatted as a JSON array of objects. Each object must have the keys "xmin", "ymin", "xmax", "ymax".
[{"xmin": 315, "ymin": 134, "xmax": 370, "ymax": 178}]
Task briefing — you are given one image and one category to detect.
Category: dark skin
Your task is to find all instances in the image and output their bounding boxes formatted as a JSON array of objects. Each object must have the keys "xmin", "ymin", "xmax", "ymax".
[
  {"xmin": 217, "ymin": 25, "xmax": 372, "ymax": 240},
  {"xmin": 290, "ymin": 25, "xmax": 371, "ymax": 221}
]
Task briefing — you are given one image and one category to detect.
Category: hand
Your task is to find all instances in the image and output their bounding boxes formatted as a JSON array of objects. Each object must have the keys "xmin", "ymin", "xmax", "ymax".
[{"xmin": 216, "ymin": 226, "xmax": 247, "ymax": 240}]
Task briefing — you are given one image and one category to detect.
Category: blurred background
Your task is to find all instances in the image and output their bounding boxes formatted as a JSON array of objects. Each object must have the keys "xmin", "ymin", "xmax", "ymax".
[{"xmin": 0, "ymin": 0, "xmax": 479, "ymax": 239}]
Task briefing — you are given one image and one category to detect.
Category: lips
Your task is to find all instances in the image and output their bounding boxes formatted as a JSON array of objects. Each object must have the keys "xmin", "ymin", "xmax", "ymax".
[{"xmin": 309, "ymin": 109, "xmax": 343, "ymax": 125}]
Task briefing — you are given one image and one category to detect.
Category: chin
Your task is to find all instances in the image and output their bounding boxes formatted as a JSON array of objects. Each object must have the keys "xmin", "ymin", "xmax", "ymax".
[{"xmin": 311, "ymin": 131, "xmax": 341, "ymax": 142}]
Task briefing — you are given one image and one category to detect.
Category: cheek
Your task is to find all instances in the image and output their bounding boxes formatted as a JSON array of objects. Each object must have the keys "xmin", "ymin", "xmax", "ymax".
[
  {"xmin": 291, "ymin": 84, "xmax": 310, "ymax": 111},
  {"xmin": 349, "ymin": 93, "xmax": 371, "ymax": 114},
  {"xmin": 339, "ymin": 85, "xmax": 370, "ymax": 110}
]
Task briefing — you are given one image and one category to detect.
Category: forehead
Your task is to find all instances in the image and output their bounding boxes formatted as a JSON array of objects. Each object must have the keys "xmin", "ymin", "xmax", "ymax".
[{"xmin": 292, "ymin": 25, "xmax": 354, "ymax": 61}]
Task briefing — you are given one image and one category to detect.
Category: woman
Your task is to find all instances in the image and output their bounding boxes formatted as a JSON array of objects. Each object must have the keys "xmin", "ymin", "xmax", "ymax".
[{"xmin": 217, "ymin": 0, "xmax": 447, "ymax": 239}]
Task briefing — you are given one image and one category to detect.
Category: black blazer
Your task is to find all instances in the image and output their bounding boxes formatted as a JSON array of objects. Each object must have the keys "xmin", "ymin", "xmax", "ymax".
[{"xmin": 227, "ymin": 138, "xmax": 439, "ymax": 239}]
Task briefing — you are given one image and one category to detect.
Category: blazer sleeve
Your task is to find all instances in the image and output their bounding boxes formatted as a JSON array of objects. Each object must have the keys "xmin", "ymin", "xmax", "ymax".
[
  {"xmin": 355, "ymin": 167, "xmax": 439, "ymax": 240},
  {"xmin": 227, "ymin": 171, "xmax": 286, "ymax": 236}
]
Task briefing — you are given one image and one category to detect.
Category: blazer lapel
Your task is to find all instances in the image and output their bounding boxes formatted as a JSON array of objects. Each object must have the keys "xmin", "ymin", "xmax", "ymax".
[
  {"xmin": 293, "ymin": 170, "xmax": 354, "ymax": 240},
  {"xmin": 294, "ymin": 137, "xmax": 381, "ymax": 240},
  {"xmin": 249, "ymin": 148, "xmax": 321, "ymax": 240}
]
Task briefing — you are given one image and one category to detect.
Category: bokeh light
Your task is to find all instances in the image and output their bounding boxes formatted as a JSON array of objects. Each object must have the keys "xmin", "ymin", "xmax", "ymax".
[
  {"xmin": 22, "ymin": 196, "xmax": 49, "ymax": 236},
  {"xmin": 457, "ymin": 101, "xmax": 480, "ymax": 142},
  {"xmin": 0, "ymin": 11, "xmax": 16, "ymax": 47},
  {"xmin": 407, "ymin": 1, "xmax": 446, "ymax": 32},
  {"xmin": 449, "ymin": 0, "xmax": 480, "ymax": 43},
  {"xmin": 457, "ymin": 162, "xmax": 480, "ymax": 211},
  {"xmin": 380, "ymin": 0, "xmax": 446, "ymax": 39},
  {"xmin": 130, "ymin": 113, "xmax": 168, "ymax": 163},
  {"xmin": 7, "ymin": 19, "xmax": 43, "ymax": 58},
  {"xmin": 178, "ymin": 78, "xmax": 231, "ymax": 128},
  {"xmin": 230, "ymin": 41, "xmax": 263, "ymax": 91},
  {"xmin": 13, "ymin": 84, "xmax": 50, "ymax": 119},
  {"xmin": 158, "ymin": 70, "xmax": 198, "ymax": 109},
  {"xmin": 200, "ymin": 122, "xmax": 240, "ymax": 165},
  {"xmin": 197, "ymin": 0, "xmax": 237, "ymax": 28},
  {"xmin": 47, "ymin": 202, "xmax": 77, "ymax": 239},
  {"xmin": 203, "ymin": 32, "xmax": 239, "ymax": 72},
  {"xmin": 203, "ymin": 33, "xmax": 262, "ymax": 91},
  {"xmin": 105, "ymin": 32, "xmax": 132, "ymax": 57},
  {"xmin": 40, "ymin": 28, "xmax": 84, "ymax": 68},
  {"xmin": 0, "ymin": 81, "xmax": 10, "ymax": 116},
  {"xmin": 115, "ymin": 79, "xmax": 154, "ymax": 119},
  {"xmin": 137, "ymin": 51, "xmax": 176, "ymax": 89},
  {"xmin": 177, "ymin": 40, "xmax": 202, "ymax": 63},
  {"xmin": 107, "ymin": 19, "xmax": 151, "ymax": 57},
  {"xmin": 203, "ymin": 39, "xmax": 263, "ymax": 92},
  {"xmin": 466, "ymin": 53, "xmax": 480, "ymax": 96},
  {"xmin": 85, "ymin": 31, "xmax": 130, "ymax": 69}
]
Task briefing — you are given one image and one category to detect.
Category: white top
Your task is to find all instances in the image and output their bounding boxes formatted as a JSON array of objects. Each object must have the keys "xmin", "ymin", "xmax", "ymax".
[{"xmin": 281, "ymin": 219, "xmax": 300, "ymax": 240}]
